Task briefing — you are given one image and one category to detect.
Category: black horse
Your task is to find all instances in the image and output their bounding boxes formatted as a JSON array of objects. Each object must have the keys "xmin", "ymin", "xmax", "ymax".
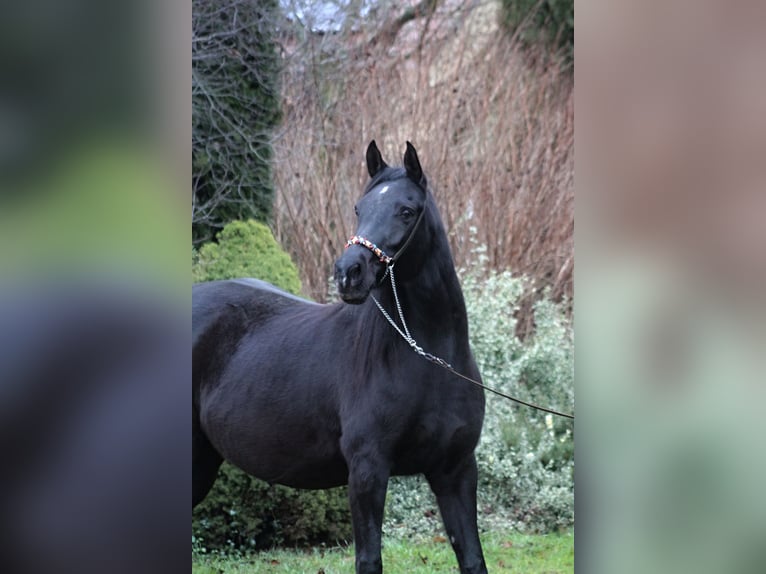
[{"xmin": 193, "ymin": 141, "xmax": 487, "ymax": 574}]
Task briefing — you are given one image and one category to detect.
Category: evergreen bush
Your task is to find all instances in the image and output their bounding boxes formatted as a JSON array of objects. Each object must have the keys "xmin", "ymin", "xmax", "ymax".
[
  {"xmin": 193, "ymin": 219, "xmax": 301, "ymax": 295},
  {"xmin": 192, "ymin": 0, "xmax": 281, "ymax": 244}
]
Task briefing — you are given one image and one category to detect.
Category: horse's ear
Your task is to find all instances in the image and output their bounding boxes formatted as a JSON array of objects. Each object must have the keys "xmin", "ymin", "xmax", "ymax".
[
  {"xmin": 366, "ymin": 140, "xmax": 387, "ymax": 178},
  {"xmin": 403, "ymin": 141, "xmax": 426, "ymax": 188}
]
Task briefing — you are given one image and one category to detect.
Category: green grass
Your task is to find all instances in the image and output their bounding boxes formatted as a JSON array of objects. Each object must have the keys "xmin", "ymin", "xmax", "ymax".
[{"xmin": 192, "ymin": 529, "xmax": 573, "ymax": 573}]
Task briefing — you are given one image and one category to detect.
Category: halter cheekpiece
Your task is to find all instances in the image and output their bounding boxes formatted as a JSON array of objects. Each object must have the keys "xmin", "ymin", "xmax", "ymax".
[{"xmin": 345, "ymin": 236, "xmax": 392, "ymax": 265}]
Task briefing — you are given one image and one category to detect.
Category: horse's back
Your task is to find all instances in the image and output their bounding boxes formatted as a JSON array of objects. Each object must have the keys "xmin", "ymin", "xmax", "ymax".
[
  {"xmin": 193, "ymin": 278, "xmax": 316, "ymax": 343},
  {"xmin": 192, "ymin": 278, "xmax": 320, "ymax": 397}
]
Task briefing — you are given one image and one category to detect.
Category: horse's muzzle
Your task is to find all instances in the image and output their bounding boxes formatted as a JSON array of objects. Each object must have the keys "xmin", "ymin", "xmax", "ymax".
[{"xmin": 334, "ymin": 247, "xmax": 379, "ymax": 304}]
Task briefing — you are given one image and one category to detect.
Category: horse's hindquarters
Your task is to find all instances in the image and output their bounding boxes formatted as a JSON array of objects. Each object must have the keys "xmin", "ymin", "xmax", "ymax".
[{"xmin": 195, "ymin": 290, "xmax": 350, "ymax": 489}]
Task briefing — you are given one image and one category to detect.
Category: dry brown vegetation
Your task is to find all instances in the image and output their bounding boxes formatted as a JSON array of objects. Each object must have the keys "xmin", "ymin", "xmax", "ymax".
[{"xmin": 271, "ymin": 1, "xmax": 573, "ymax": 317}]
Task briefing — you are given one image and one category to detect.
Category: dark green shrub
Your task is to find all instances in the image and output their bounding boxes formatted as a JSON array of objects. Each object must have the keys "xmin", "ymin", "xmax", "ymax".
[
  {"xmin": 499, "ymin": 0, "xmax": 574, "ymax": 63},
  {"xmin": 193, "ymin": 219, "xmax": 301, "ymax": 295},
  {"xmin": 192, "ymin": 465, "xmax": 352, "ymax": 552},
  {"xmin": 193, "ymin": 220, "xmax": 352, "ymax": 553}
]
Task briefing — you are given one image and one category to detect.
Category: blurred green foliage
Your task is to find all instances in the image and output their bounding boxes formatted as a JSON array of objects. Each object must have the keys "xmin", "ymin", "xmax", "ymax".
[{"xmin": 1, "ymin": 141, "xmax": 186, "ymax": 286}]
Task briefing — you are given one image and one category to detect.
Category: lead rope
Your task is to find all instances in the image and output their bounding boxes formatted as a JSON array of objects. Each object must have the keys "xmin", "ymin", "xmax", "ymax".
[{"xmin": 372, "ymin": 264, "xmax": 575, "ymax": 421}]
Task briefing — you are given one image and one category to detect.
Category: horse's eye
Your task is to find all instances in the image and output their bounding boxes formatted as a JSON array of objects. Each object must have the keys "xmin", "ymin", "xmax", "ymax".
[
  {"xmin": 400, "ymin": 207, "xmax": 415, "ymax": 219},
  {"xmin": 354, "ymin": 206, "xmax": 359, "ymax": 216}
]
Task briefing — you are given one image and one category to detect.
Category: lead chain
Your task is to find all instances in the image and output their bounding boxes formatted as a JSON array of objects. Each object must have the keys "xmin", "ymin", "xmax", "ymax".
[{"xmin": 371, "ymin": 264, "xmax": 453, "ymax": 369}]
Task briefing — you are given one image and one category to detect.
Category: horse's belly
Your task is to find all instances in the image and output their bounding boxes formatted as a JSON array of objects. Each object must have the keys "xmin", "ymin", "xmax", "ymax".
[
  {"xmin": 201, "ymin": 391, "xmax": 348, "ymax": 489},
  {"xmin": 213, "ymin": 429, "xmax": 349, "ymax": 489},
  {"xmin": 230, "ymin": 448, "xmax": 349, "ymax": 490}
]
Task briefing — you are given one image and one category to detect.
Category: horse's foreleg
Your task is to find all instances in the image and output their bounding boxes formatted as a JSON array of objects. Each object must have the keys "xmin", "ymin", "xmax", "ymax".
[
  {"xmin": 343, "ymin": 445, "xmax": 390, "ymax": 574},
  {"xmin": 427, "ymin": 455, "xmax": 488, "ymax": 574}
]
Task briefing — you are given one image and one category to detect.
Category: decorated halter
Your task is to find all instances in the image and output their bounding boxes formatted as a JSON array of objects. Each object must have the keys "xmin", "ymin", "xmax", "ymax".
[{"xmin": 345, "ymin": 236, "xmax": 392, "ymax": 265}]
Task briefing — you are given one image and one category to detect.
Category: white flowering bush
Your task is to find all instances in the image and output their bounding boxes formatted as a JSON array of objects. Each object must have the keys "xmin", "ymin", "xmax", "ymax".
[{"xmin": 384, "ymin": 245, "xmax": 574, "ymax": 538}]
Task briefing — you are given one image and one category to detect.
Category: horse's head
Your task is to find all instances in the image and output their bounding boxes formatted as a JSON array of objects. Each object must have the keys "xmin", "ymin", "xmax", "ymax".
[{"xmin": 334, "ymin": 140, "xmax": 428, "ymax": 304}]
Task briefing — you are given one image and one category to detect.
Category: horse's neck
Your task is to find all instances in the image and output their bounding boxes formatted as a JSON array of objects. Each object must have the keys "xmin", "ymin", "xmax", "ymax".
[
  {"xmin": 381, "ymin": 234, "xmax": 469, "ymax": 344},
  {"xmin": 412, "ymin": 255, "xmax": 463, "ymax": 312}
]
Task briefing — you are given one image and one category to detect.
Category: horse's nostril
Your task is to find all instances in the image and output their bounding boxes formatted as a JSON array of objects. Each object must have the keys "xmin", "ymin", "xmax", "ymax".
[{"xmin": 347, "ymin": 263, "xmax": 362, "ymax": 281}]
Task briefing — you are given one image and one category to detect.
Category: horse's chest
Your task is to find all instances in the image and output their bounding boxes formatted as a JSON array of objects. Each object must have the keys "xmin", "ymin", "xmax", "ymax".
[
  {"xmin": 349, "ymin": 366, "xmax": 485, "ymax": 474},
  {"xmin": 390, "ymin": 406, "xmax": 480, "ymax": 474}
]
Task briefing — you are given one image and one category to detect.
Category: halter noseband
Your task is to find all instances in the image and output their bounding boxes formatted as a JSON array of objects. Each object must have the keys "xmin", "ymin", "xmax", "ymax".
[
  {"xmin": 344, "ymin": 200, "xmax": 427, "ymax": 267},
  {"xmin": 345, "ymin": 236, "xmax": 392, "ymax": 265}
]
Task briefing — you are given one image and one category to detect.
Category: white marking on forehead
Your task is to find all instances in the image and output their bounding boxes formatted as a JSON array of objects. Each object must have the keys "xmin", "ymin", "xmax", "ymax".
[{"xmin": 378, "ymin": 185, "xmax": 389, "ymax": 195}]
